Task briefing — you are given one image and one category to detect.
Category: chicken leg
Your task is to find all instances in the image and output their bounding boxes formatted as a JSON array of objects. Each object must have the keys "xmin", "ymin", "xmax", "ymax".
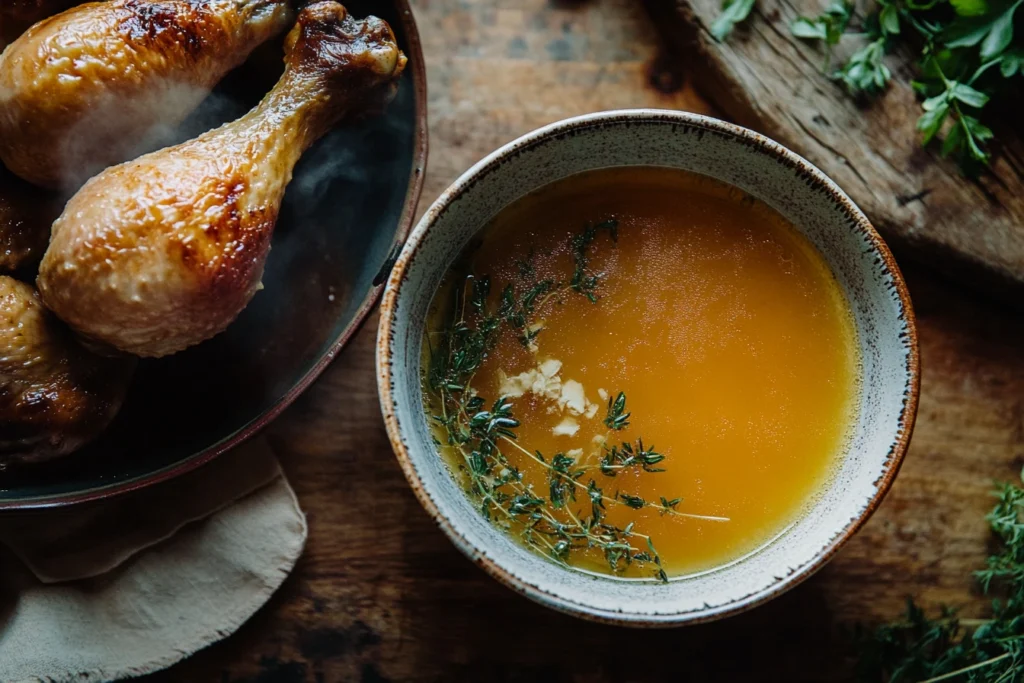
[
  {"xmin": 37, "ymin": 2, "xmax": 407, "ymax": 358},
  {"xmin": 1, "ymin": 276, "xmax": 134, "ymax": 465},
  {"xmin": 0, "ymin": 0, "xmax": 293, "ymax": 188}
]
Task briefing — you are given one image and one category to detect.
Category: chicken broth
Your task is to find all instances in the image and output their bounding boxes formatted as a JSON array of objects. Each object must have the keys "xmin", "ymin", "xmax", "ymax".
[{"xmin": 423, "ymin": 167, "xmax": 859, "ymax": 579}]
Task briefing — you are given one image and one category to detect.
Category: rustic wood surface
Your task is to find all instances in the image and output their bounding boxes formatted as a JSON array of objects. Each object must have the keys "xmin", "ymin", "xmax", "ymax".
[
  {"xmin": 144, "ymin": 1, "xmax": 1024, "ymax": 681},
  {"xmin": 645, "ymin": 0, "xmax": 1024, "ymax": 306}
]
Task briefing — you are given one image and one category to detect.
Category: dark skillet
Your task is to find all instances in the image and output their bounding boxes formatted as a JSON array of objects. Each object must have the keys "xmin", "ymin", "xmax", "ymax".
[{"xmin": 0, "ymin": 0, "xmax": 427, "ymax": 507}]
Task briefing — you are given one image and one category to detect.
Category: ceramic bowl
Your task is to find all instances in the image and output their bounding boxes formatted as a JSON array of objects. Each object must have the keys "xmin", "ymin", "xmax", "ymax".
[{"xmin": 377, "ymin": 109, "xmax": 919, "ymax": 626}]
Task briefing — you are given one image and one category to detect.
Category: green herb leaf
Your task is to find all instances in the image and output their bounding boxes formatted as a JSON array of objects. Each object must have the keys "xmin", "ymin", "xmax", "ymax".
[
  {"xmin": 604, "ymin": 391, "xmax": 631, "ymax": 431},
  {"xmin": 1000, "ymin": 47, "xmax": 1024, "ymax": 75},
  {"xmin": 951, "ymin": 81, "xmax": 991, "ymax": 106},
  {"xmin": 945, "ymin": 17, "xmax": 997, "ymax": 47},
  {"xmin": 952, "ymin": 0, "xmax": 989, "ymax": 16},
  {"xmin": 570, "ymin": 219, "xmax": 617, "ymax": 303},
  {"xmin": 944, "ymin": 0, "xmax": 1022, "ymax": 58},
  {"xmin": 917, "ymin": 103, "xmax": 950, "ymax": 144},
  {"xmin": 980, "ymin": 1, "xmax": 1019, "ymax": 59},
  {"xmin": 619, "ymin": 493, "xmax": 646, "ymax": 509},
  {"xmin": 963, "ymin": 114, "xmax": 994, "ymax": 156},
  {"xmin": 835, "ymin": 38, "xmax": 892, "ymax": 95},
  {"xmin": 791, "ymin": 0, "xmax": 852, "ymax": 70},
  {"xmin": 880, "ymin": 4, "xmax": 901, "ymax": 35},
  {"xmin": 711, "ymin": 0, "xmax": 757, "ymax": 41},
  {"xmin": 792, "ymin": 16, "xmax": 829, "ymax": 39},
  {"xmin": 942, "ymin": 116, "xmax": 967, "ymax": 156},
  {"xmin": 856, "ymin": 476, "xmax": 1024, "ymax": 682}
]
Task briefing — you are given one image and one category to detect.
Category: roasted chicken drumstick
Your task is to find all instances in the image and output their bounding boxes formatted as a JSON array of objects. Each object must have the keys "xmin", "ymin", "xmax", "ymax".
[
  {"xmin": 0, "ymin": 276, "xmax": 134, "ymax": 465},
  {"xmin": 0, "ymin": 0, "xmax": 293, "ymax": 188},
  {"xmin": 38, "ymin": 2, "xmax": 407, "ymax": 358}
]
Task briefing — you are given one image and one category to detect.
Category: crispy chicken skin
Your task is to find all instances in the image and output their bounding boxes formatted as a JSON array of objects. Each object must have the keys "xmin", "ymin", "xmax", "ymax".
[
  {"xmin": 37, "ymin": 2, "xmax": 407, "ymax": 358},
  {"xmin": 0, "ymin": 0, "xmax": 293, "ymax": 188},
  {"xmin": 0, "ymin": 165, "xmax": 64, "ymax": 274},
  {"xmin": 0, "ymin": 276, "xmax": 134, "ymax": 465}
]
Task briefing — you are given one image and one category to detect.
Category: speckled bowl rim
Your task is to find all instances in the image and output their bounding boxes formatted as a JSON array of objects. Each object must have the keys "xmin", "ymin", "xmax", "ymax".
[
  {"xmin": 0, "ymin": 1, "xmax": 429, "ymax": 511},
  {"xmin": 377, "ymin": 109, "xmax": 920, "ymax": 626}
]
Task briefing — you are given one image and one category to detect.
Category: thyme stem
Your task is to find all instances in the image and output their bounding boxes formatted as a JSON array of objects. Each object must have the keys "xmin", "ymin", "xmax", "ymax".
[
  {"xmin": 498, "ymin": 435, "xmax": 730, "ymax": 523},
  {"xmin": 917, "ymin": 654, "xmax": 1012, "ymax": 683}
]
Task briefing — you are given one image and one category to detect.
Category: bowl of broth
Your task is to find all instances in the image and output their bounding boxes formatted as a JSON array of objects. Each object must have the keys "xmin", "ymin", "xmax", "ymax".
[{"xmin": 377, "ymin": 109, "xmax": 919, "ymax": 625}]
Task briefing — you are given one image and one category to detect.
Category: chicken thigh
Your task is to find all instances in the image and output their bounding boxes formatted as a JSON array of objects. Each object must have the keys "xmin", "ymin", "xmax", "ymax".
[
  {"xmin": 0, "ymin": 165, "xmax": 64, "ymax": 273},
  {"xmin": 1, "ymin": 276, "xmax": 134, "ymax": 465},
  {"xmin": 37, "ymin": 2, "xmax": 407, "ymax": 358},
  {"xmin": 0, "ymin": 0, "xmax": 293, "ymax": 188}
]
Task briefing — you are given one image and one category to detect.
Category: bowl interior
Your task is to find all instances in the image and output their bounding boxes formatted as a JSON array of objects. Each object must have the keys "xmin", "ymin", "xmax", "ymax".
[
  {"xmin": 0, "ymin": 0, "xmax": 425, "ymax": 506},
  {"xmin": 380, "ymin": 111, "xmax": 917, "ymax": 624}
]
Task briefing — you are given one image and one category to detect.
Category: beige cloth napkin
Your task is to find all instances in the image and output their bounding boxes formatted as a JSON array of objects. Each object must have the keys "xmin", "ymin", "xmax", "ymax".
[{"xmin": 0, "ymin": 438, "xmax": 307, "ymax": 683}]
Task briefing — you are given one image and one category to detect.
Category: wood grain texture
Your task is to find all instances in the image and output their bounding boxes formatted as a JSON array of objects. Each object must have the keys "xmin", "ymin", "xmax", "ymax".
[
  {"xmin": 143, "ymin": 1, "xmax": 1024, "ymax": 681},
  {"xmin": 645, "ymin": 0, "xmax": 1024, "ymax": 306}
]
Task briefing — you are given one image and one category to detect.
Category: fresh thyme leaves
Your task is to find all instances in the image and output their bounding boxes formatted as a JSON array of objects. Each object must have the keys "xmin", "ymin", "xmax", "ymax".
[
  {"xmin": 570, "ymin": 219, "xmax": 618, "ymax": 303},
  {"xmin": 600, "ymin": 438, "xmax": 667, "ymax": 475},
  {"xmin": 499, "ymin": 279, "xmax": 556, "ymax": 347},
  {"xmin": 455, "ymin": 218, "xmax": 619, "ymax": 350},
  {"xmin": 660, "ymin": 496, "xmax": 684, "ymax": 512},
  {"xmin": 716, "ymin": 0, "xmax": 1023, "ymax": 173},
  {"xmin": 428, "ymin": 221, "xmax": 728, "ymax": 582},
  {"xmin": 515, "ymin": 250, "xmax": 536, "ymax": 279},
  {"xmin": 604, "ymin": 390, "xmax": 631, "ymax": 431},
  {"xmin": 619, "ymin": 492, "xmax": 647, "ymax": 509},
  {"xmin": 855, "ymin": 475, "xmax": 1024, "ymax": 682}
]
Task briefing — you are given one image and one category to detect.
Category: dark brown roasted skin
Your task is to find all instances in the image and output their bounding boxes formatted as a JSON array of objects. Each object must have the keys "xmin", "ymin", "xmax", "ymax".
[
  {"xmin": 0, "ymin": 276, "xmax": 134, "ymax": 465},
  {"xmin": 0, "ymin": 165, "xmax": 64, "ymax": 274},
  {"xmin": 38, "ymin": 2, "xmax": 407, "ymax": 357},
  {"xmin": 0, "ymin": 0, "xmax": 293, "ymax": 188}
]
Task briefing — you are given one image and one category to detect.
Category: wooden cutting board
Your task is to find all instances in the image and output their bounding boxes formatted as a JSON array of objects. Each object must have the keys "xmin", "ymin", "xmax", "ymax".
[{"xmin": 644, "ymin": 0, "xmax": 1024, "ymax": 305}]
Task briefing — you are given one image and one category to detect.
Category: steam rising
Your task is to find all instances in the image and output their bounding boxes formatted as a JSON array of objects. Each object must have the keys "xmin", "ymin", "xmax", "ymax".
[{"xmin": 54, "ymin": 80, "xmax": 217, "ymax": 194}]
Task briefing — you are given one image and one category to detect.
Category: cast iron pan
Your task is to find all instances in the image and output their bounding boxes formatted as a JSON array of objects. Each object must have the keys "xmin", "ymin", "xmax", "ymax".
[{"xmin": 0, "ymin": 0, "xmax": 428, "ymax": 507}]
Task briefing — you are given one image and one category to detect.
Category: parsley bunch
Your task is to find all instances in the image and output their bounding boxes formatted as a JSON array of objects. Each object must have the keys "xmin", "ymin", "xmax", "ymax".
[
  {"xmin": 855, "ymin": 477, "xmax": 1024, "ymax": 682},
  {"xmin": 712, "ymin": 0, "xmax": 1023, "ymax": 173}
]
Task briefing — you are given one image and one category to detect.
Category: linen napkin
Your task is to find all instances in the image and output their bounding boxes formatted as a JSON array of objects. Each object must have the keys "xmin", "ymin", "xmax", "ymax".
[{"xmin": 0, "ymin": 438, "xmax": 307, "ymax": 683}]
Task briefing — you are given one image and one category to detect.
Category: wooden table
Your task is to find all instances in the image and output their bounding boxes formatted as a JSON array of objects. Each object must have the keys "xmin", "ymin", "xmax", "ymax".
[{"xmin": 150, "ymin": 1, "xmax": 1024, "ymax": 680}]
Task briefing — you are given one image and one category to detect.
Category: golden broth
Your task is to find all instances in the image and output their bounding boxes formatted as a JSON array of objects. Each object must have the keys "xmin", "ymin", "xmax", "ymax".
[{"xmin": 423, "ymin": 167, "xmax": 859, "ymax": 579}]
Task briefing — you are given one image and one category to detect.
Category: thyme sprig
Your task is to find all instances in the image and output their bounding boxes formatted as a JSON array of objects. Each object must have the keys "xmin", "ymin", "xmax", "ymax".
[
  {"xmin": 570, "ymin": 219, "xmax": 618, "ymax": 303},
  {"xmin": 856, "ymin": 475, "xmax": 1024, "ymax": 682},
  {"xmin": 603, "ymin": 390, "xmax": 631, "ymax": 431},
  {"xmin": 600, "ymin": 438, "xmax": 667, "ymax": 475},
  {"xmin": 427, "ymin": 222, "xmax": 727, "ymax": 582}
]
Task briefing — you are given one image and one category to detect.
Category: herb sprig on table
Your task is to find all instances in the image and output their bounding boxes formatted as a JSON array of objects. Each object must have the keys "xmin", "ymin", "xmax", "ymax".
[
  {"xmin": 426, "ymin": 222, "xmax": 728, "ymax": 582},
  {"xmin": 855, "ymin": 475, "xmax": 1024, "ymax": 682},
  {"xmin": 712, "ymin": 0, "xmax": 1022, "ymax": 173}
]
